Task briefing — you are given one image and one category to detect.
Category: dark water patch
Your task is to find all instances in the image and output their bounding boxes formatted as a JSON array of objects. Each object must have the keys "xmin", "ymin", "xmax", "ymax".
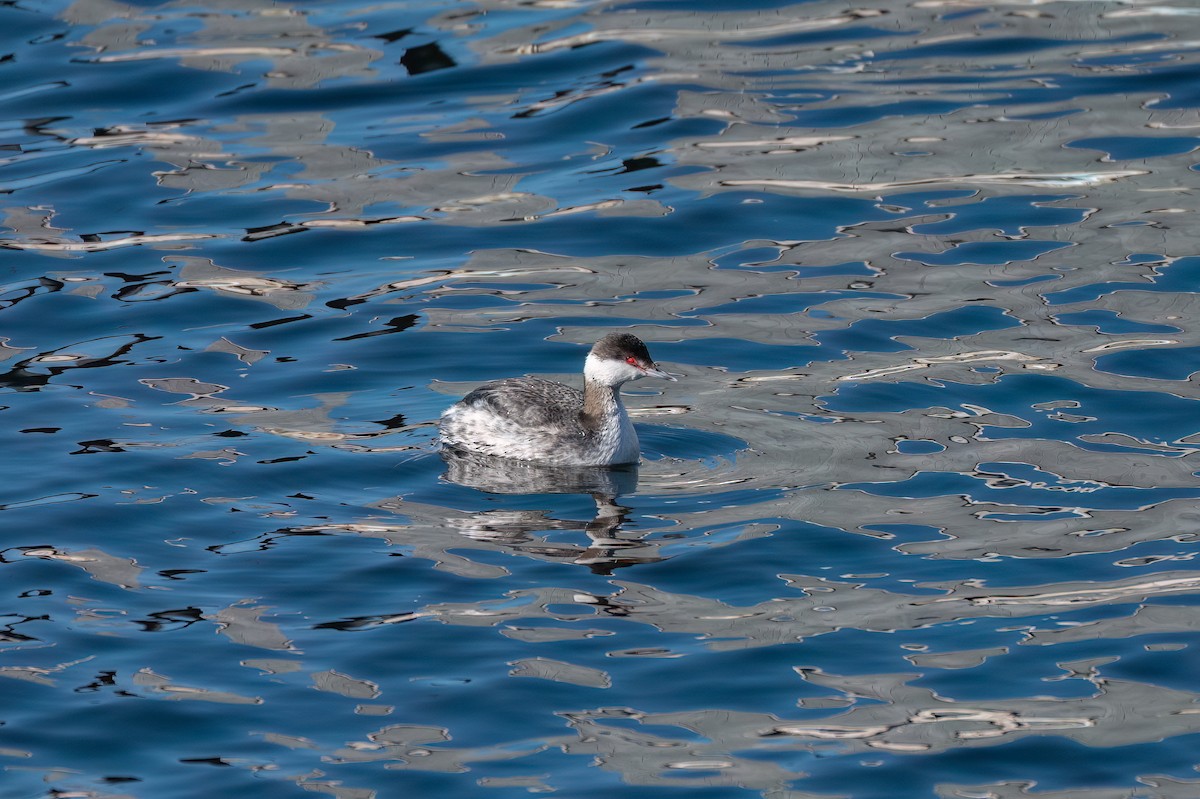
[
  {"xmin": 0, "ymin": 491, "xmax": 98, "ymax": 511},
  {"xmin": 420, "ymin": 292, "xmax": 515, "ymax": 311},
  {"xmin": 1052, "ymin": 309, "xmax": 1180, "ymax": 334},
  {"xmin": 1043, "ymin": 255, "xmax": 1200, "ymax": 305},
  {"xmin": 880, "ymin": 35, "xmax": 1101, "ymax": 62},
  {"xmin": 401, "ymin": 41, "xmax": 457, "ymax": 75},
  {"xmin": 911, "ymin": 640, "xmax": 1097, "ymax": 701},
  {"xmin": 716, "ymin": 256, "xmax": 877, "ymax": 279},
  {"xmin": 638, "ymin": 424, "xmax": 746, "ymax": 466},
  {"xmin": 1094, "ymin": 346, "xmax": 1200, "ymax": 381},
  {"xmin": 989, "ymin": 273, "xmax": 1060, "ymax": 288}
]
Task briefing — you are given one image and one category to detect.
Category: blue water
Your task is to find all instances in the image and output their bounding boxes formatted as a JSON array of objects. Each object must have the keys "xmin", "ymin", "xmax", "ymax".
[{"xmin": 4, "ymin": 1, "xmax": 1200, "ymax": 797}]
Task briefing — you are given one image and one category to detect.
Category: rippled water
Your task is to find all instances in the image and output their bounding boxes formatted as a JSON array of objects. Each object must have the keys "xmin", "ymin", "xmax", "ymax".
[{"xmin": 4, "ymin": 1, "xmax": 1200, "ymax": 797}]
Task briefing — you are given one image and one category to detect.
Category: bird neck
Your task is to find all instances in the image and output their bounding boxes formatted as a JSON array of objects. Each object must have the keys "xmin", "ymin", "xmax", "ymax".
[{"xmin": 581, "ymin": 377, "xmax": 624, "ymax": 432}]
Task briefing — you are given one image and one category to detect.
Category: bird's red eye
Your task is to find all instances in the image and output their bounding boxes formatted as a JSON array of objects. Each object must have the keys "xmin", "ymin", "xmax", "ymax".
[{"xmin": 626, "ymin": 356, "xmax": 639, "ymax": 367}]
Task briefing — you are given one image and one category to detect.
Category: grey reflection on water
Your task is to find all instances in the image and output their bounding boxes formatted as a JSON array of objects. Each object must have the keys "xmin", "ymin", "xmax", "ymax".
[
  {"xmin": 417, "ymin": 569, "xmax": 1200, "ymax": 651},
  {"xmin": 440, "ymin": 445, "xmax": 639, "ymax": 497},
  {"xmin": 171, "ymin": 258, "xmax": 317, "ymax": 310},
  {"xmin": 2, "ymin": 545, "xmax": 141, "ymax": 589},
  {"xmin": 439, "ymin": 447, "xmax": 653, "ymax": 574},
  {"xmin": 64, "ymin": 0, "xmax": 382, "ymax": 89},
  {"xmin": 256, "ymin": 665, "xmax": 1200, "ymax": 794}
]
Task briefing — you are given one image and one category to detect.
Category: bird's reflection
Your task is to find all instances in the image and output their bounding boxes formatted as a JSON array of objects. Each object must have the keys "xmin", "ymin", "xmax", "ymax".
[
  {"xmin": 439, "ymin": 447, "xmax": 659, "ymax": 574},
  {"xmin": 440, "ymin": 446, "xmax": 639, "ymax": 495}
]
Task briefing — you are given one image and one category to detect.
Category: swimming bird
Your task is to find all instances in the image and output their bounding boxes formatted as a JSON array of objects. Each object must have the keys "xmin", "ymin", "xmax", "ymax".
[{"xmin": 439, "ymin": 333, "xmax": 676, "ymax": 466}]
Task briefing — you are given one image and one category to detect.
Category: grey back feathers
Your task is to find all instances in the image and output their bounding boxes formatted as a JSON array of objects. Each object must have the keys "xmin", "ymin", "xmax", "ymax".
[{"xmin": 457, "ymin": 377, "xmax": 582, "ymax": 430}]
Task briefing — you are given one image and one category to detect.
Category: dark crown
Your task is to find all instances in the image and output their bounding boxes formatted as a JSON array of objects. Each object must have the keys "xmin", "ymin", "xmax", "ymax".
[{"xmin": 591, "ymin": 332, "xmax": 652, "ymax": 363}]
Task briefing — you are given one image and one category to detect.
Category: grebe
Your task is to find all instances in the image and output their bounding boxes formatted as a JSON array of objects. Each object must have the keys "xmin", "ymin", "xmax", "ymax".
[{"xmin": 439, "ymin": 333, "xmax": 676, "ymax": 466}]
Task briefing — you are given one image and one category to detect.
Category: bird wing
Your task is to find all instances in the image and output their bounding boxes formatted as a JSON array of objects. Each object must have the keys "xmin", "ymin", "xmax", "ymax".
[{"xmin": 455, "ymin": 378, "xmax": 582, "ymax": 430}]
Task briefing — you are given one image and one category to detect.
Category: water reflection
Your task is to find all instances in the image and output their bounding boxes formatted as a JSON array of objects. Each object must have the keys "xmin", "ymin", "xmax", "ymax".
[
  {"xmin": 5, "ymin": 0, "xmax": 1200, "ymax": 797},
  {"xmin": 440, "ymin": 445, "xmax": 638, "ymax": 497},
  {"xmin": 441, "ymin": 446, "xmax": 662, "ymax": 573}
]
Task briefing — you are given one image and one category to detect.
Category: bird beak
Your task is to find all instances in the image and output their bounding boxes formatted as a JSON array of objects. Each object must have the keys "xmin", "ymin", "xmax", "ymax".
[{"xmin": 643, "ymin": 363, "xmax": 677, "ymax": 381}]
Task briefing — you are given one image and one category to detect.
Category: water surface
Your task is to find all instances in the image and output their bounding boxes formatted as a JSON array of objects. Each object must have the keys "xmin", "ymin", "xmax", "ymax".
[{"xmin": 3, "ymin": 1, "xmax": 1200, "ymax": 797}]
